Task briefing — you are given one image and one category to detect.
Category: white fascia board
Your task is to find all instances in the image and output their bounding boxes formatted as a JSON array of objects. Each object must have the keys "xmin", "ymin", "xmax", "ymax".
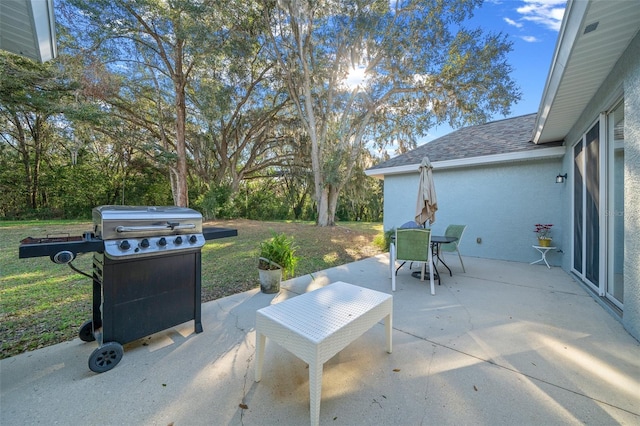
[
  {"xmin": 365, "ymin": 146, "xmax": 566, "ymax": 178},
  {"xmin": 365, "ymin": 163, "xmax": 418, "ymax": 179},
  {"xmin": 30, "ymin": 0, "xmax": 57, "ymax": 62},
  {"xmin": 531, "ymin": 0, "xmax": 588, "ymax": 144}
]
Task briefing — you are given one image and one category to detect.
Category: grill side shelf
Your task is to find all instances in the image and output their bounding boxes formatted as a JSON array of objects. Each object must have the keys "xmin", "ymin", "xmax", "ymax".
[
  {"xmin": 203, "ymin": 227, "xmax": 238, "ymax": 241},
  {"xmin": 19, "ymin": 239, "xmax": 104, "ymax": 258}
]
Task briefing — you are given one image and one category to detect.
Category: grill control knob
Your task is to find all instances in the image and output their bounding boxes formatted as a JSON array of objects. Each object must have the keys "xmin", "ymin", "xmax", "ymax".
[
  {"xmin": 174, "ymin": 236, "xmax": 183, "ymax": 245},
  {"xmin": 140, "ymin": 238, "xmax": 150, "ymax": 248},
  {"xmin": 158, "ymin": 237, "xmax": 167, "ymax": 247},
  {"xmin": 119, "ymin": 240, "xmax": 131, "ymax": 250},
  {"xmin": 189, "ymin": 235, "xmax": 197, "ymax": 244}
]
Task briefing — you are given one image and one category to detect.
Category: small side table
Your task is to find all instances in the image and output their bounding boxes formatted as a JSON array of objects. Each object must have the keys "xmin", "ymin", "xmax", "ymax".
[{"xmin": 531, "ymin": 245, "xmax": 556, "ymax": 268}]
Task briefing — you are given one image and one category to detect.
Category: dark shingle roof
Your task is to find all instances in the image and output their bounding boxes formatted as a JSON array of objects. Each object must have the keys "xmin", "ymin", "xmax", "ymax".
[{"xmin": 368, "ymin": 113, "xmax": 563, "ymax": 171}]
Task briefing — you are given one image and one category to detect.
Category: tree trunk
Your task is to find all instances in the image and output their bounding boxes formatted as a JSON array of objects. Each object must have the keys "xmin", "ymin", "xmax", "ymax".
[
  {"xmin": 327, "ymin": 185, "xmax": 340, "ymax": 226},
  {"xmin": 169, "ymin": 167, "xmax": 179, "ymax": 206},
  {"xmin": 172, "ymin": 40, "xmax": 189, "ymax": 207},
  {"xmin": 174, "ymin": 86, "xmax": 188, "ymax": 207},
  {"xmin": 317, "ymin": 187, "xmax": 330, "ymax": 226}
]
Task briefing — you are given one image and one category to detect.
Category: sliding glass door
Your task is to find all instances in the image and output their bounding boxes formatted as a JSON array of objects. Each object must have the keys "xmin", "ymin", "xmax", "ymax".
[
  {"xmin": 572, "ymin": 99, "xmax": 624, "ymax": 309},
  {"xmin": 573, "ymin": 122, "xmax": 600, "ymax": 290}
]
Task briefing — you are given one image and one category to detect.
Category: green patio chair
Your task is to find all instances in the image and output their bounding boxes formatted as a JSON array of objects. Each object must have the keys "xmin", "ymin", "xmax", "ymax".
[
  {"xmin": 439, "ymin": 224, "xmax": 467, "ymax": 273},
  {"xmin": 391, "ymin": 228, "xmax": 436, "ymax": 294}
]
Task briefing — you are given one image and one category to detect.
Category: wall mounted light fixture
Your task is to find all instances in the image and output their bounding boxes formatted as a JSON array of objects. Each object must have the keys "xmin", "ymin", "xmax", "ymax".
[{"xmin": 556, "ymin": 173, "xmax": 567, "ymax": 183}]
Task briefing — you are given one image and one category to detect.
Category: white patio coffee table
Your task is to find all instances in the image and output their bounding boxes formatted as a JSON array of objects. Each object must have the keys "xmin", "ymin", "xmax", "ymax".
[{"xmin": 254, "ymin": 281, "xmax": 393, "ymax": 426}]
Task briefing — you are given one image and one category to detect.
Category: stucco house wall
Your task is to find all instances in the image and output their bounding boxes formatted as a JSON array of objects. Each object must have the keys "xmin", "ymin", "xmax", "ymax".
[
  {"xmin": 625, "ymin": 44, "xmax": 640, "ymax": 341},
  {"xmin": 384, "ymin": 158, "xmax": 564, "ymax": 266},
  {"xmin": 625, "ymin": 40, "xmax": 640, "ymax": 342},
  {"xmin": 556, "ymin": 31, "xmax": 640, "ymax": 339}
]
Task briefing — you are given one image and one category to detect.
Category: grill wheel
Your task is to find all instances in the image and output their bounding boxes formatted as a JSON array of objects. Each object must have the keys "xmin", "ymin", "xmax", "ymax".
[
  {"xmin": 88, "ymin": 342, "xmax": 124, "ymax": 373},
  {"xmin": 78, "ymin": 320, "xmax": 96, "ymax": 342}
]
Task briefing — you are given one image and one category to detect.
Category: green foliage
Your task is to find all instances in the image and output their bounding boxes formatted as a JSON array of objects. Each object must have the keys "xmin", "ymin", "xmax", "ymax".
[
  {"xmin": 335, "ymin": 165, "xmax": 383, "ymax": 222},
  {"xmin": 3, "ymin": 0, "xmax": 517, "ymax": 225},
  {"xmin": 258, "ymin": 232, "xmax": 299, "ymax": 279},
  {"xmin": 194, "ymin": 178, "xmax": 315, "ymax": 222},
  {"xmin": 193, "ymin": 183, "xmax": 238, "ymax": 220},
  {"xmin": 374, "ymin": 227, "xmax": 395, "ymax": 251},
  {"xmin": 243, "ymin": 181, "xmax": 291, "ymax": 220}
]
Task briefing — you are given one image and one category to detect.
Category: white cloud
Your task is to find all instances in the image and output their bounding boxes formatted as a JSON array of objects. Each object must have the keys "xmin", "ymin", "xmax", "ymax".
[
  {"xmin": 516, "ymin": 0, "xmax": 566, "ymax": 32},
  {"xmin": 504, "ymin": 17, "xmax": 523, "ymax": 28},
  {"xmin": 520, "ymin": 35, "xmax": 539, "ymax": 42}
]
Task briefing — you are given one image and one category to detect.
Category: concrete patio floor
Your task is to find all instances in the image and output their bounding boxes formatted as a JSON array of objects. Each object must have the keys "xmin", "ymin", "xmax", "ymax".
[{"xmin": 1, "ymin": 255, "xmax": 639, "ymax": 425}]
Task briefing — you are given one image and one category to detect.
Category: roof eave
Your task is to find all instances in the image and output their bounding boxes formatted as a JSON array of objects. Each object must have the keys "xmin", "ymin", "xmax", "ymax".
[
  {"xmin": 0, "ymin": 0, "xmax": 57, "ymax": 63},
  {"xmin": 365, "ymin": 146, "xmax": 566, "ymax": 178},
  {"xmin": 531, "ymin": 0, "xmax": 588, "ymax": 144},
  {"xmin": 32, "ymin": 0, "xmax": 58, "ymax": 62}
]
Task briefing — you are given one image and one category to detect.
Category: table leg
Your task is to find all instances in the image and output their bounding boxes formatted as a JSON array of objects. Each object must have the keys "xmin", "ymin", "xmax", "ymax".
[
  {"xmin": 385, "ymin": 313, "xmax": 393, "ymax": 353},
  {"xmin": 530, "ymin": 247, "xmax": 552, "ymax": 269},
  {"xmin": 434, "ymin": 243, "xmax": 452, "ymax": 276},
  {"xmin": 309, "ymin": 360, "xmax": 323, "ymax": 426},
  {"xmin": 255, "ymin": 332, "xmax": 265, "ymax": 382}
]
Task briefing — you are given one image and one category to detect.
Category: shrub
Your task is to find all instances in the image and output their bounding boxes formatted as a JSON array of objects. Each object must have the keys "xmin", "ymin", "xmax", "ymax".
[{"xmin": 258, "ymin": 232, "xmax": 299, "ymax": 279}]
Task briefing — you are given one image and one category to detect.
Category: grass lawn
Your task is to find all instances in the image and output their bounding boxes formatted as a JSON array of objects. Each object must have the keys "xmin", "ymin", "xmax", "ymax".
[{"xmin": 0, "ymin": 219, "xmax": 384, "ymax": 359}]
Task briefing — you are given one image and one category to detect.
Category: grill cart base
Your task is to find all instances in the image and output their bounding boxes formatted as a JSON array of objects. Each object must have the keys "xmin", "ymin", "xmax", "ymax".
[{"xmin": 84, "ymin": 250, "xmax": 203, "ymax": 373}]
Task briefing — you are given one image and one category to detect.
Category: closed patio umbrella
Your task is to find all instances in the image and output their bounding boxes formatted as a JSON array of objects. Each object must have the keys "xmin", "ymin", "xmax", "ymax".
[{"xmin": 415, "ymin": 156, "xmax": 437, "ymax": 226}]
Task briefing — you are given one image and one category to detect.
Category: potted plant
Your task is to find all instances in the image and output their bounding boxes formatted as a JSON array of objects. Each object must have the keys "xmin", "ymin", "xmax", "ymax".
[
  {"xmin": 534, "ymin": 223, "xmax": 553, "ymax": 247},
  {"xmin": 258, "ymin": 232, "xmax": 299, "ymax": 293}
]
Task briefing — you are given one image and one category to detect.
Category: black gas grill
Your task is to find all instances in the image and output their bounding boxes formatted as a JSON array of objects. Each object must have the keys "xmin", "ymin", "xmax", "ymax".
[{"xmin": 19, "ymin": 205, "xmax": 237, "ymax": 373}]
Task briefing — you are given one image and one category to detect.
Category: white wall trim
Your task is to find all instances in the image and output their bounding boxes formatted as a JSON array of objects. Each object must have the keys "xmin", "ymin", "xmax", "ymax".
[
  {"xmin": 365, "ymin": 146, "xmax": 566, "ymax": 178},
  {"xmin": 30, "ymin": 0, "xmax": 57, "ymax": 62},
  {"xmin": 532, "ymin": 0, "xmax": 589, "ymax": 144}
]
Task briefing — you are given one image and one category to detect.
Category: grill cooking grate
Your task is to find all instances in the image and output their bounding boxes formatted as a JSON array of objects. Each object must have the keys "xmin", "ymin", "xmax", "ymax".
[{"xmin": 20, "ymin": 235, "xmax": 84, "ymax": 244}]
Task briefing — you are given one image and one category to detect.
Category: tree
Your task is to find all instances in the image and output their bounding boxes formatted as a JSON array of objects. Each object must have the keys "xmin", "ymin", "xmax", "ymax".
[
  {"xmin": 264, "ymin": 0, "xmax": 520, "ymax": 226},
  {"xmin": 187, "ymin": 35, "xmax": 297, "ymax": 195},
  {"xmin": 0, "ymin": 52, "xmax": 78, "ymax": 211},
  {"xmin": 61, "ymin": 0, "xmax": 234, "ymax": 207}
]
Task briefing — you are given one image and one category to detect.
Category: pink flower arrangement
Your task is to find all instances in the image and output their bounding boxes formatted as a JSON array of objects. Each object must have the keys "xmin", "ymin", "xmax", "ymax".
[{"xmin": 534, "ymin": 223, "xmax": 553, "ymax": 240}]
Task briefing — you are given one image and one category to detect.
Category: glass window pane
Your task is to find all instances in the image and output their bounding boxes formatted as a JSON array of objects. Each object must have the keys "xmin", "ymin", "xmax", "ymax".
[
  {"xmin": 585, "ymin": 122, "xmax": 599, "ymax": 285},
  {"xmin": 573, "ymin": 142, "xmax": 583, "ymax": 273}
]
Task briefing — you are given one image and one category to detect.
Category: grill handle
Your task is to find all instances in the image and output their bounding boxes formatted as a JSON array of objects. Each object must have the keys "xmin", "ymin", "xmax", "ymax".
[{"xmin": 115, "ymin": 223, "xmax": 196, "ymax": 233}]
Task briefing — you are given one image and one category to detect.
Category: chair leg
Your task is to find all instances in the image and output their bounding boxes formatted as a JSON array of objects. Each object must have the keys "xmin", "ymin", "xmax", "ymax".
[
  {"xmin": 456, "ymin": 248, "xmax": 466, "ymax": 273},
  {"xmin": 389, "ymin": 243, "xmax": 394, "ymax": 278},
  {"xmin": 390, "ymin": 243, "xmax": 396, "ymax": 291},
  {"xmin": 428, "ymin": 250, "xmax": 435, "ymax": 295}
]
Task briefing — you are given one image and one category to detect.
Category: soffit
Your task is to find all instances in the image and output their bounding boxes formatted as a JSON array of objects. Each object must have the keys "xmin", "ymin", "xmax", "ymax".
[
  {"xmin": 0, "ymin": 0, "xmax": 57, "ymax": 63},
  {"xmin": 533, "ymin": 0, "xmax": 640, "ymax": 144}
]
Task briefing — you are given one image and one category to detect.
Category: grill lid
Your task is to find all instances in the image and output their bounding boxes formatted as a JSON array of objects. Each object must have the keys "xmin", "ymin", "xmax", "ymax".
[
  {"xmin": 18, "ymin": 206, "xmax": 237, "ymax": 261},
  {"xmin": 93, "ymin": 205, "xmax": 203, "ymax": 240}
]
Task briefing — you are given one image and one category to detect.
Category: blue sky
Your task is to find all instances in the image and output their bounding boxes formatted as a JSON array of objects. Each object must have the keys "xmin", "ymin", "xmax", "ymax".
[{"xmin": 423, "ymin": 0, "xmax": 567, "ymax": 142}]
